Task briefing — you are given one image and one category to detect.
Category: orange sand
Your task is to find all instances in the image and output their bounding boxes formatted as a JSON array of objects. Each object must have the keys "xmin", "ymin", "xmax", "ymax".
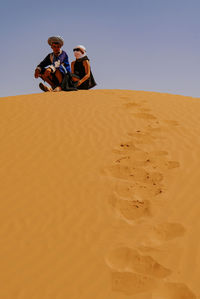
[{"xmin": 0, "ymin": 89, "xmax": 200, "ymax": 298}]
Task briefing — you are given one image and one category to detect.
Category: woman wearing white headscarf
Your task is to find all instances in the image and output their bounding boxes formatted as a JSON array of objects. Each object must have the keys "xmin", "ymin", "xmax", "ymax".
[{"xmin": 71, "ymin": 45, "xmax": 96, "ymax": 90}]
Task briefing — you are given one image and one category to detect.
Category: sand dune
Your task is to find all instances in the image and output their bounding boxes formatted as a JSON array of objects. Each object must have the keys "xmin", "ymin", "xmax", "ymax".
[{"xmin": 0, "ymin": 89, "xmax": 200, "ymax": 298}]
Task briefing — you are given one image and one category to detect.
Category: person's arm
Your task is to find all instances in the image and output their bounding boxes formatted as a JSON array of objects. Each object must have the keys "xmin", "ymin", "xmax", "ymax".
[
  {"xmin": 34, "ymin": 54, "xmax": 51, "ymax": 78},
  {"xmin": 77, "ymin": 60, "xmax": 90, "ymax": 86},
  {"xmin": 36, "ymin": 54, "xmax": 51, "ymax": 71}
]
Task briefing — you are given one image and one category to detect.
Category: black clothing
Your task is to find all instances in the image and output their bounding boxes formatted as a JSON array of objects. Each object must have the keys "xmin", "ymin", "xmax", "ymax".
[
  {"xmin": 73, "ymin": 56, "xmax": 96, "ymax": 90},
  {"xmin": 61, "ymin": 73, "xmax": 78, "ymax": 92}
]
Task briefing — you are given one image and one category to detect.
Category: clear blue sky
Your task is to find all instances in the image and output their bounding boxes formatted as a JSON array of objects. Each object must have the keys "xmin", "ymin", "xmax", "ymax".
[{"xmin": 0, "ymin": 0, "xmax": 199, "ymax": 97}]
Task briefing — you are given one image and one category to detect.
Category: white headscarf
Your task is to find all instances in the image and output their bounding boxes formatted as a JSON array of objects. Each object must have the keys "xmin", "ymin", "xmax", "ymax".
[{"xmin": 74, "ymin": 45, "xmax": 87, "ymax": 59}]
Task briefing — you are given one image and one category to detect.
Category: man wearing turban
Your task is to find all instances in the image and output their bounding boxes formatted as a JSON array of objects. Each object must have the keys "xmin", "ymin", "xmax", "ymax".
[{"xmin": 34, "ymin": 36, "xmax": 70, "ymax": 92}]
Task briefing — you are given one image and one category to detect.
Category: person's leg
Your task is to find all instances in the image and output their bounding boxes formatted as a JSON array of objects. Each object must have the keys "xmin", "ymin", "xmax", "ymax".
[
  {"xmin": 39, "ymin": 69, "xmax": 64, "ymax": 92},
  {"xmin": 52, "ymin": 70, "xmax": 64, "ymax": 91},
  {"xmin": 55, "ymin": 70, "xmax": 63, "ymax": 84},
  {"xmin": 39, "ymin": 82, "xmax": 52, "ymax": 92},
  {"xmin": 40, "ymin": 73, "xmax": 56, "ymax": 89}
]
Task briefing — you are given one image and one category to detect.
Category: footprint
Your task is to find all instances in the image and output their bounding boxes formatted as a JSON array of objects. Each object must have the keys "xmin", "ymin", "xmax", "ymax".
[
  {"xmin": 120, "ymin": 96, "xmax": 130, "ymax": 100},
  {"xmin": 123, "ymin": 102, "xmax": 140, "ymax": 108},
  {"xmin": 115, "ymin": 150, "xmax": 163, "ymax": 169},
  {"xmin": 114, "ymin": 159, "xmax": 146, "ymax": 168},
  {"xmin": 112, "ymin": 141, "xmax": 138, "ymax": 154},
  {"xmin": 128, "ymin": 132, "xmax": 156, "ymax": 144},
  {"xmin": 111, "ymin": 271, "xmax": 157, "ymax": 295},
  {"xmin": 114, "ymin": 180, "xmax": 164, "ymax": 200},
  {"xmin": 143, "ymin": 170, "xmax": 164, "ymax": 184},
  {"xmin": 120, "ymin": 149, "xmax": 169, "ymax": 168},
  {"xmin": 148, "ymin": 158, "xmax": 180, "ymax": 171},
  {"xmin": 107, "ymin": 164, "xmax": 164, "ymax": 185},
  {"xmin": 120, "ymin": 148, "xmax": 149, "ymax": 161},
  {"xmin": 166, "ymin": 161, "xmax": 180, "ymax": 169},
  {"xmin": 138, "ymin": 108, "xmax": 151, "ymax": 112},
  {"xmin": 106, "ymin": 164, "xmax": 148, "ymax": 181},
  {"xmin": 113, "ymin": 181, "xmax": 135, "ymax": 197},
  {"xmin": 146, "ymin": 125, "xmax": 171, "ymax": 134},
  {"xmin": 107, "ymin": 247, "xmax": 171, "ymax": 278},
  {"xmin": 133, "ymin": 113, "xmax": 157, "ymax": 120},
  {"xmin": 110, "ymin": 192, "xmax": 151, "ymax": 220},
  {"xmin": 163, "ymin": 120, "xmax": 179, "ymax": 126},
  {"xmin": 152, "ymin": 282, "xmax": 196, "ymax": 299},
  {"xmin": 136, "ymin": 151, "xmax": 180, "ymax": 170},
  {"xmin": 146, "ymin": 152, "xmax": 169, "ymax": 165},
  {"xmin": 118, "ymin": 199, "xmax": 151, "ymax": 220},
  {"xmin": 149, "ymin": 150, "xmax": 169, "ymax": 157},
  {"xmin": 114, "ymin": 155, "xmax": 147, "ymax": 168},
  {"xmin": 151, "ymin": 222, "xmax": 186, "ymax": 241}
]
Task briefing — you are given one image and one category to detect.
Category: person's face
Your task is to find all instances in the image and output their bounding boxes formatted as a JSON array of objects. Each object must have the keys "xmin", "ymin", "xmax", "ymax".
[
  {"xmin": 73, "ymin": 48, "xmax": 84, "ymax": 59},
  {"xmin": 51, "ymin": 43, "xmax": 61, "ymax": 55}
]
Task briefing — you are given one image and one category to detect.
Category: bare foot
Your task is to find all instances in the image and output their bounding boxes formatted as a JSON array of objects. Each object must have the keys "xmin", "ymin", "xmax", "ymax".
[{"xmin": 53, "ymin": 86, "xmax": 62, "ymax": 92}]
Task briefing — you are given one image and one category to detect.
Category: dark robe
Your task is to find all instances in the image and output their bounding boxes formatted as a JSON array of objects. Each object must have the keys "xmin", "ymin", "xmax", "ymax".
[{"xmin": 73, "ymin": 56, "xmax": 97, "ymax": 90}]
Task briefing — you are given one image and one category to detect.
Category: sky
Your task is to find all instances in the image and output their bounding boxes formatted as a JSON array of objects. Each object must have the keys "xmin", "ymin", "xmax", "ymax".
[{"xmin": 0, "ymin": 0, "xmax": 200, "ymax": 97}]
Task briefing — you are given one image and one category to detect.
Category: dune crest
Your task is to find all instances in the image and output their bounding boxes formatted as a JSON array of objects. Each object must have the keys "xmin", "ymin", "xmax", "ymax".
[{"xmin": 0, "ymin": 90, "xmax": 199, "ymax": 298}]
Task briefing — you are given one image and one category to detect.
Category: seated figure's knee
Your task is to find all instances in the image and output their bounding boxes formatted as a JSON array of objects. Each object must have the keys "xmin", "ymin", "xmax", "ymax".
[
  {"xmin": 40, "ymin": 74, "xmax": 46, "ymax": 80},
  {"xmin": 44, "ymin": 70, "xmax": 51, "ymax": 78}
]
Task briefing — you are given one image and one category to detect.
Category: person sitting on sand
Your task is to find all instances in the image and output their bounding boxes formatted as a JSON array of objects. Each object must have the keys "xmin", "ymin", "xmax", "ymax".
[
  {"xmin": 34, "ymin": 36, "xmax": 71, "ymax": 92},
  {"xmin": 71, "ymin": 45, "xmax": 96, "ymax": 90}
]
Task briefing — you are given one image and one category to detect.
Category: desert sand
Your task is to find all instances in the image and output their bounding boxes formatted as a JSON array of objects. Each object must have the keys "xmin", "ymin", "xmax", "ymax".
[{"xmin": 0, "ymin": 89, "xmax": 200, "ymax": 298}]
